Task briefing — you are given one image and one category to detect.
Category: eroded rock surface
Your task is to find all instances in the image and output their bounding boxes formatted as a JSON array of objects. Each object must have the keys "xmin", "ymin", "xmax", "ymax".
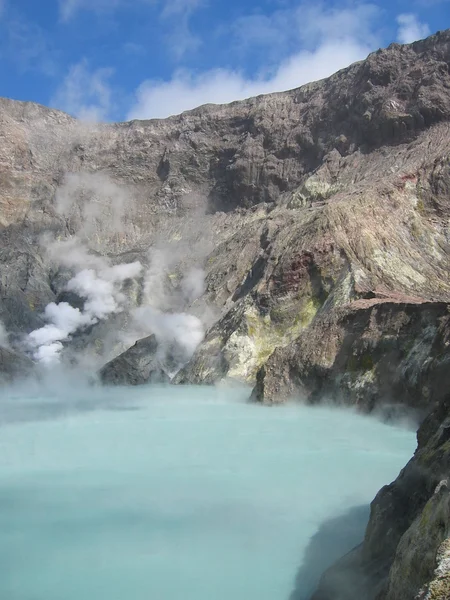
[
  {"xmin": 0, "ymin": 346, "xmax": 34, "ymax": 383},
  {"xmin": 252, "ymin": 300, "xmax": 450, "ymax": 413},
  {"xmin": 311, "ymin": 391, "xmax": 450, "ymax": 600},
  {"xmin": 99, "ymin": 335, "xmax": 169, "ymax": 385}
]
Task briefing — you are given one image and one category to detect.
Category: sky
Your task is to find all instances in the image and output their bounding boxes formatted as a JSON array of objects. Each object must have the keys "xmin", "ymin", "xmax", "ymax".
[{"xmin": 0, "ymin": 0, "xmax": 447, "ymax": 121}]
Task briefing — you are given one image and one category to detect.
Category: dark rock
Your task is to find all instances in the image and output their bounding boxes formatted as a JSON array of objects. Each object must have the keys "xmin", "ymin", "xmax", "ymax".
[
  {"xmin": 0, "ymin": 346, "xmax": 35, "ymax": 382},
  {"xmin": 55, "ymin": 291, "xmax": 85, "ymax": 311},
  {"xmin": 252, "ymin": 300, "xmax": 450, "ymax": 414},
  {"xmin": 311, "ymin": 395, "xmax": 450, "ymax": 600},
  {"xmin": 290, "ymin": 505, "xmax": 370, "ymax": 600},
  {"xmin": 99, "ymin": 335, "xmax": 169, "ymax": 386}
]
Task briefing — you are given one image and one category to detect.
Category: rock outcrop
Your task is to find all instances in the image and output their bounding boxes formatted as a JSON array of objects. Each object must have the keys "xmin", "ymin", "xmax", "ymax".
[
  {"xmin": 0, "ymin": 346, "xmax": 34, "ymax": 383},
  {"xmin": 311, "ymin": 391, "xmax": 450, "ymax": 600},
  {"xmin": 251, "ymin": 299, "xmax": 450, "ymax": 414},
  {"xmin": 99, "ymin": 335, "xmax": 169, "ymax": 385}
]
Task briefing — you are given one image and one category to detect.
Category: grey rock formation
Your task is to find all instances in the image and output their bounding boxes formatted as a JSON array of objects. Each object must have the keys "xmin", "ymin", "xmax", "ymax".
[
  {"xmin": 0, "ymin": 346, "xmax": 34, "ymax": 383},
  {"xmin": 311, "ymin": 392, "xmax": 450, "ymax": 600},
  {"xmin": 99, "ymin": 335, "xmax": 169, "ymax": 385},
  {"xmin": 251, "ymin": 299, "xmax": 450, "ymax": 413}
]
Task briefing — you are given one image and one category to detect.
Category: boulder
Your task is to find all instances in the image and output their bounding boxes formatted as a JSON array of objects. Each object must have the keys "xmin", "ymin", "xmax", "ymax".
[{"xmin": 99, "ymin": 335, "xmax": 169, "ymax": 386}]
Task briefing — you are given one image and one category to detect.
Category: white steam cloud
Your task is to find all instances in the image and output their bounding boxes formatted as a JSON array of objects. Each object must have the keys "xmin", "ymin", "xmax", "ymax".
[
  {"xmin": 132, "ymin": 306, "xmax": 204, "ymax": 362},
  {"xmin": 27, "ymin": 171, "xmax": 144, "ymax": 365},
  {"xmin": 67, "ymin": 262, "xmax": 142, "ymax": 319},
  {"xmin": 181, "ymin": 267, "xmax": 205, "ymax": 304},
  {"xmin": 45, "ymin": 237, "xmax": 109, "ymax": 271},
  {"xmin": 28, "ymin": 303, "xmax": 94, "ymax": 364},
  {"xmin": 142, "ymin": 248, "xmax": 172, "ymax": 310},
  {"xmin": 124, "ymin": 248, "xmax": 207, "ymax": 369},
  {"xmin": 396, "ymin": 14, "xmax": 430, "ymax": 45},
  {"xmin": 27, "ymin": 258, "xmax": 142, "ymax": 364},
  {"xmin": 55, "ymin": 172, "xmax": 131, "ymax": 240},
  {"xmin": 25, "ymin": 168, "xmax": 208, "ymax": 373}
]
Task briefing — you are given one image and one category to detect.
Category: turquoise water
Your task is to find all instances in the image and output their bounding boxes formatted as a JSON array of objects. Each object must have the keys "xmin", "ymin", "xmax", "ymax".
[{"xmin": 0, "ymin": 384, "xmax": 415, "ymax": 600}]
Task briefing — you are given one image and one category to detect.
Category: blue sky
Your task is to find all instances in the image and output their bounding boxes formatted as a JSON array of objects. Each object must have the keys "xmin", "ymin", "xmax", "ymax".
[{"xmin": 0, "ymin": 0, "xmax": 448, "ymax": 120}]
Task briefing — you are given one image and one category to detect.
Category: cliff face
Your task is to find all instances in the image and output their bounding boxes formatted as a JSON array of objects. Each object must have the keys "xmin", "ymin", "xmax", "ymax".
[
  {"xmin": 1, "ymin": 30, "xmax": 449, "ymax": 353},
  {"xmin": 172, "ymin": 31, "xmax": 450, "ymax": 394},
  {"xmin": 1, "ymin": 30, "xmax": 450, "ymax": 599},
  {"xmin": 251, "ymin": 300, "xmax": 450, "ymax": 413},
  {"xmin": 311, "ymin": 392, "xmax": 450, "ymax": 600}
]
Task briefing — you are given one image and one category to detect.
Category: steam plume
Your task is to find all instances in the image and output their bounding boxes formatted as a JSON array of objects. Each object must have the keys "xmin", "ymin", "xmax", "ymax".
[{"xmin": 27, "ymin": 257, "xmax": 142, "ymax": 364}]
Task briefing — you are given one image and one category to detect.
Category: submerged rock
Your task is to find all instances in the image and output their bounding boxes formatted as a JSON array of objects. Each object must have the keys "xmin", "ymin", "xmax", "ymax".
[{"xmin": 99, "ymin": 335, "xmax": 169, "ymax": 386}]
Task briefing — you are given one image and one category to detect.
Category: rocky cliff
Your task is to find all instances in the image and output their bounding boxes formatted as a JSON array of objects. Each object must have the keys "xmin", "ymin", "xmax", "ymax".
[
  {"xmin": 0, "ymin": 28, "xmax": 450, "ymax": 600},
  {"xmin": 311, "ymin": 389, "xmax": 450, "ymax": 600}
]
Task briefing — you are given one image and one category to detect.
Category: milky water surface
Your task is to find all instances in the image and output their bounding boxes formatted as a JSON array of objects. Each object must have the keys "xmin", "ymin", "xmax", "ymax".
[{"xmin": 0, "ymin": 384, "xmax": 415, "ymax": 600}]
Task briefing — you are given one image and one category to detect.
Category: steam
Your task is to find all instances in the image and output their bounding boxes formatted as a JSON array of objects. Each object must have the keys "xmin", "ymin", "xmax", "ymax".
[
  {"xmin": 24, "ymin": 169, "xmax": 209, "ymax": 373},
  {"xmin": 142, "ymin": 248, "xmax": 172, "ymax": 310},
  {"xmin": 29, "ymin": 237, "xmax": 207, "ymax": 369},
  {"xmin": 181, "ymin": 267, "xmax": 205, "ymax": 303},
  {"xmin": 133, "ymin": 248, "xmax": 206, "ymax": 366},
  {"xmin": 54, "ymin": 172, "xmax": 134, "ymax": 242},
  {"xmin": 45, "ymin": 237, "xmax": 108, "ymax": 270},
  {"xmin": 121, "ymin": 247, "xmax": 206, "ymax": 369},
  {"xmin": 67, "ymin": 262, "xmax": 142, "ymax": 319},
  {"xmin": 27, "ymin": 259, "xmax": 142, "ymax": 364},
  {"xmin": 142, "ymin": 248, "xmax": 206, "ymax": 308},
  {"xmin": 132, "ymin": 306, "xmax": 204, "ymax": 364}
]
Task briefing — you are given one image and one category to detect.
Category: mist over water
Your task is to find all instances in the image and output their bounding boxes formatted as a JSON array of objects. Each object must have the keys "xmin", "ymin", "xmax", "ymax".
[{"xmin": 0, "ymin": 384, "xmax": 415, "ymax": 600}]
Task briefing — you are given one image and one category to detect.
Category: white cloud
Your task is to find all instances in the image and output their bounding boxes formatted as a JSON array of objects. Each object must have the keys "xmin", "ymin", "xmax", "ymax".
[
  {"xmin": 122, "ymin": 41, "xmax": 146, "ymax": 55},
  {"xmin": 232, "ymin": 3, "xmax": 381, "ymax": 52},
  {"xmin": 164, "ymin": 18, "xmax": 201, "ymax": 61},
  {"xmin": 58, "ymin": 0, "xmax": 202, "ymax": 21},
  {"xmin": 59, "ymin": 0, "xmax": 204, "ymax": 59},
  {"xmin": 396, "ymin": 14, "xmax": 430, "ymax": 44},
  {"xmin": 59, "ymin": 0, "xmax": 81, "ymax": 21},
  {"xmin": 160, "ymin": 0, "xmax": 205, "ymax": 60},
  {"xmin": 2, "ymin": 17, "xmax": 57, "ymax": 76},
  {"xmin": 51, "ymin": 59, "xmax": 114, "ymax": 121},
  {"xmin": 161, "ymin": 0, "xmax": 204, "ymax": 18},
  {"xmin": 127, "ymin": 39, "xmax": 371, "ymax": 119},
  {"xmin": 58, "ymin": 0, "xmax": 122, "ymax": 21},
  {"xmin": 127, "ymin": 2, "xmax": 383, "ymax": 119}
]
